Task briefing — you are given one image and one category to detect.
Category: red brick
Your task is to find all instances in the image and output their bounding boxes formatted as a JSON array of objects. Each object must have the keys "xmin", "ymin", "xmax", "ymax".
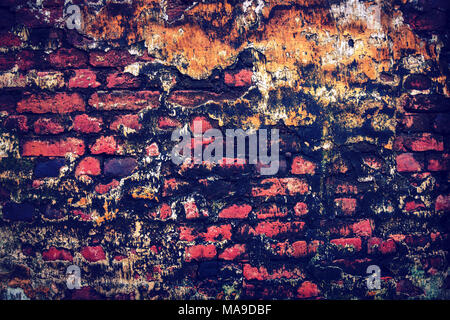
[
  {"xmin": 251, "ymin": 221, "xmax": 305, "ymax": 238},
  {"xmin": 0, "ymin": 54, "xmax": 15, "ymax": 70},
  {"xmin": 219, "ymin": 244, "xmax": 246, "ymax": 261},
  {"xmin": 179, "ymin": 226, "xmax": 195, "ymax": 242},
  {"xmin": 330, "ymin": 238, "xmax": 362, "ymax": 251},
  {"xmin": 291, "ymin": 241, "xmax": 308, "ymax": 258},
  {"xmin": 379, "ymin": 239, "xmax": 396, "ymax": 254},
  {"xmin": 252, "ymin": 178, "xmax": 309, "ymax": 197},
  {"xmin": 400, "ymin": 94, "xmax": 449, "ymax": 113},
  {"xmin": 368, "ymin": 237, "xmax": 396, "ymax": 255},
  {"xmin": 291, "ymin": 156, "xmax": 316, "ymax": 175},
  {"xmin": 242, "ymin": 264, "xmax": 270, "ymax": 281},
  {"xmin": 293, "ymin": 202, "xmax": 308, "ymax": 216},
  {"xmin": 167, "ymin": 90, "xmax": 237, "ymax": 108},
  {"xmin": 81, "ymin": 246, "xmax": 106, "ymax": 262},
  {"xmin": 178, "ymin": 227, "xmax": 197, "ymax": 241},
  {"xmin": 68, "ymin": 69, "xmax": 100, "ymax": 88},
  {"xmin": 388, "ymin": 234, "xmax": 406, "ymax": 243},
  {"xmin": 404, "ymin": 235, "xmax": 429, "ymax": 248},
  {"xmin": 90, "ymin": 136, "xmax": 122, "ymax": 155},
  {"xmin": 106, "ymin": 72, "xmax": 141, "ymax": 88},
  {"xmin": 396, "ymin": 153, "xmax": 423, "ymax": 172},
  {"xmin": 435, "ymin": 194, "xmax": 450, "ymax": 212},
  {"xmin": 243, "ymin": 264, "xmax": 304, "ymax": 281},
  {"xmin": 270, "ymin": 241, "xmax": 290, "ymax": 256},
  {"xmin": 327, "ymin": 223, "xmax": 351, "ymax": 237},
  {"xmin": 404, "ymin": 74, "xmax": 431, "ymax": 90},
  {"xmin": 159, "ymin": 203, "xmax": 172, "ymax": 220},
  {"xmin": 224, "ymin": 69, "xmax": 252, "ymax": 87},
  {"xmin": 110, "ymin": 114, "xmax": 142, "ymax": 132},
  {"xmin": 42, "ymin": 247, "xmax": 73, "ymax": 262},
  {"xmin": 297, "ymin": 281, "xmax": 319, "ymax": 299},
  {"xmin": 75, "ymin": 157, "xmax": 101, "ymax": 177},
  {"xmin": 334, "ymin": 182, "xmax": 358, "ymax": 194},
  {"xmin": 404, "ymin": 201, "xmax": 426, "ymax": 212},
  {"xmin": 89, "ymin": 50, "xmax": 136, "ymax": 67},
  {"xmin": 49, "ymin": 48, "xmax": 87, "ymax": 68},
  {"xmin": 72, "ymin": 114, "xmax": 103, "ymax": 134},
  {"xmin": 22, "ymin": 138, "xmax": 85, "ymax": 157},
  {"xmin": 0, "ymin": 32, "xmax": 22, "ymax": 48},
  {"xmin": 397, "ymin": 113, "xmax": 431, "ymax": 132},
  {"xmin": 146, "ymin": 142, "xmax": 159, "ymax": 156},
  {"xmin": 334, "ymin": 198, "xmax": 357, "ymax": 215},
  {"xmin": 185, "ymin": 244, "xmax": 217, "ymax": 262},
  {"xmin": 256, "ymin": 204, "xmax": 287, "ymax": 219},
  {"xmin": 202, "ymin": 224, "xmax": 232, "ymax": 242},
  {"xmin": 157, "ymin": 117, "xmax": 181, "ymax": 130},
  {"xmin": 190, "ymin": 116, "xmax": 213, "ymax": 135},
  {"xmin": 16, "ymin": 50, "xmax": 36, "ymax": 71},
  {"xmin": 367, "ymin": 237, "xmax": 382, "ymax": 254},
  {"xmin": 89, "ymin": 91, "xmax": 160, "ymax": 111},
  {"xmin": 409, "ymin": 134, "xmax": 443, "ymax": 152},
  {"xmin": 308, "ymin": 240, "xmax": 321, "ymax": 254},
  {"xmin": 184, "ymin": 200, "xmax": 203, "ymax": 219},
  {"xmin": 427, "ymin": 154, "xmax": 449, "ymax": 171},
  {"xmin": 17, "ymin": 93, "xmax": 85, "ymax": 114},
  {"xmin": 4, "ymin": 115, "xmax": 28, "ymax": 132},
  {"xmin": 33, "ymin": 118, "xmax": 64, "ymax": 135},
  {"xmin": 362, "ymin": 156, "xmax": 382, "ymax": 170},
  {"xmin": 149, "ymin": 203, "xmax": 172, "ymax": 220},
  {"xmin": 394, "ymin": 134, "xmax": 443, "ymax": 152},
  {"xmin": 271, "ymin": 240, "xmax": 320, "ymax": 258},
  {"xmin": 188, "ymin": 137, "xmax": 217, "ymax": 153},
  {"xmin": 219, "ymin": 204, "xmax": 252, "ymax": 219},
  {"xmin": 162, "ymin": 178, "xmax": 188, "ymax": 197},
  {"xmin": 351, "ymin": 219, "xmax": 373, "ymax": 237},
  {"xmin": 95, "ymin": 180, "xmax": 120, "ymax": 194}
]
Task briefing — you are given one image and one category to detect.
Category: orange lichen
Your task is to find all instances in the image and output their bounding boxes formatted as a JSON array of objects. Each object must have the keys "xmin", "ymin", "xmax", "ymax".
[
  {"xmin": 94, "ymin": 199, "xmax": 119, "ymax": 225},
  {"xmin": 131, "ymin": 186, "xmax": 159, "ymax": 201},
  {"xmin": 79, "ymin": 0, "xmax": 436, "ymax": 89}
]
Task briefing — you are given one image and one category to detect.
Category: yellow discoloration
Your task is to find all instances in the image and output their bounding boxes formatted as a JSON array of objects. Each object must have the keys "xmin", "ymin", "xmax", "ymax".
[
  {"xmin": 94, "ymin": 199, "xmax": 119, "ymax": 225},
  {"xmin": 242, "ymin": 114, "xmax": 261, "ymax": 130},
  {"xmin": 336, "ymin": 112, "xmax": 365, "ymax": 130},
  {"xmin": 284, "ymin": 104, "xmax": 317, "ymax": 127},
  {"xmin": 80, "ymin": 0, "xmax": 438, "ymax": 97},
  {"xmin": 131, "ymin": 186, "xmax": 159, "ymax": 201}
]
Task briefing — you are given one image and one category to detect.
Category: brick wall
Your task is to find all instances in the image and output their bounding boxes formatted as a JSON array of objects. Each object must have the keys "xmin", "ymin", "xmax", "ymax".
[{"xmin": 0, "ymin": 0, "xmax": 448, "ymax": 299}]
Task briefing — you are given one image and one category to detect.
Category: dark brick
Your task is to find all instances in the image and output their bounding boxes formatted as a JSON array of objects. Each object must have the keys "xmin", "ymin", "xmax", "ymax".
[
  {"xmin": 104, "ymin": 158, "xmax": 137, "ymax": 177},
  {"xmin": 404, "ymin": 74, "xmax": 431, "ymax": 90},
  {"xmin": 400, "ymin": 94, "xmax": 450, "ymax": 113},
  {"xmin": 49, "ymin": 48, "xmax": 87, "ymax": 69},
  {"xmin": 433, "ymin": 114, "xmax": 450, "ymax": 134},
  {"xmin": 198, "ymin": 261, "xmax": 219, "ymax": 279},
  {"xmin": 2, "ymin": 202, "xmax": 36, "ymax": 221},
  {"xmin": 397, "ymin": 113, "xmax": 431, "ymax": 132},
  {"xmin": 404, "ymin": 10, "xmax": 447, "ymax": 32},
  {"xmin": 34, "ymin": 158, "xmax": 65, "ymax": 178}
]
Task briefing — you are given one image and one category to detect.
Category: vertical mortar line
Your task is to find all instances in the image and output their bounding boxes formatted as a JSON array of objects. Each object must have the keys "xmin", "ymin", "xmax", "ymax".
[{"xmin": 319, "ymin": 0, "xmax": 340, "ymax": 218}]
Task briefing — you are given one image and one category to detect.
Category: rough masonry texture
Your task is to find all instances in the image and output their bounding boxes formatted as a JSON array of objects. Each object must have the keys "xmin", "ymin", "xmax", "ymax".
[{"xmin": 0, "ymin": 0, "xmax": 449, "ymax": 300}]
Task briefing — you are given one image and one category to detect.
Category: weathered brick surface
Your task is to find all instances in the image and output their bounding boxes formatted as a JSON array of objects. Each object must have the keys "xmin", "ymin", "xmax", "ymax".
[{"xmin": 0, "ymin": 0, "xmax": 449, "ymax": 301}]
